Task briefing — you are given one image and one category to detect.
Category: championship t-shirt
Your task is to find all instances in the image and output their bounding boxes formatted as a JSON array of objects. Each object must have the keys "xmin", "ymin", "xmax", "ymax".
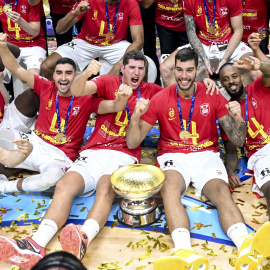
[
  {"xmin": 81, "ymin": 75, "xmax": 162, "ymax": 160},
  {"xmin": 183, "ymin": 0, "xmax": 242, "ymax": 45},
  {"xmin": 155, "ymin": 0, "xmax": 185, "ymax": 31},
  {"xmin": 0, "ymin": 92, "xmax": 5, "ymax": 124},
  {"xmin": 33, "ymin": 75, "xmax": 102, "ymax": 161},
  {"xmin": 141, "ymin": 82, "xmax": 228, "ymax": 156},
  {"xmin": 242, "ymin": 0, "xmax": 267, "ymax": 43},
  {"xmin": 49, "ymin": 0, "xmax": 78, "ymax": 15},
  {"xmin": 71, "ymin": 0, "xmax": 142, "ymax": 46},
  {"xmin": 0, "ymin": 0, "xmax": 46, "ymax": 50}
]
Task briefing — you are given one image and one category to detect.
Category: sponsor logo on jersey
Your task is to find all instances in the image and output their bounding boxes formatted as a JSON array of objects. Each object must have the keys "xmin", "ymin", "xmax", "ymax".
[{"xmin": 200, "ymin": 103, "xmax": 210, "ymax": 116}]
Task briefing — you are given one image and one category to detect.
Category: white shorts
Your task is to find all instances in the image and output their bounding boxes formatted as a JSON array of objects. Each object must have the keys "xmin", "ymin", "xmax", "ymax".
[
  {"xmin": 177, "ymin": 42, "xmax": 252, "ymax": 81},
  {"xmin": 157, "ymin": 151, "xmax": 228, "ymax": 195},
  {"xmin": 0, "ymin": 102, "xmax": 36, "ymax": 133},
  {"xmin": 68, "ymin": 149, "xmax": 138, "ymax": 196},
  {"xmin": 55, "ymin": 39, "xmax": 130, "ymax": 74},
  {"xmin": 9, "ymin": 131, "xmax": 72, "ymax": 173},
  {"xmin": 248, "ymin": 143, "xmax": 270, "ymax": 189}
]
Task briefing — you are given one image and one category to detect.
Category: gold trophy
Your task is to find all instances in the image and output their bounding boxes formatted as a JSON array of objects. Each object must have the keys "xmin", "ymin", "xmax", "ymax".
[{"xmin": 111, "ymin": 164, "xmax": 165, "ymax": 227}]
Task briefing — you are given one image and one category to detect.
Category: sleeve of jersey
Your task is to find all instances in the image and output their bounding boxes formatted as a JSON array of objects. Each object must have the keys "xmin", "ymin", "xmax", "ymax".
[
  {"xmin": 215, "ymin": 94, "xmax": 229, "ymax": 119},
  {"xmin": 70, "ymin": 0, "xmax": 85, "ymax": 20},
  {"xmin": 92, "ymin": 76, "xmax": 107, "ymax": 99},
  {"xmin": 228, "ymin": 0, "xmax": 243, "ymax": 17},
  {"xmin": 253, "ymin": 75, "xmax": 270, "ymax": 94},
  {"xmin": 141, "ymin": 96, "xmax": 158, "ymax": 125},
  {"xmin": 33, "ymin": 74, "xmax": 47, "ymax": 96},
  {"xmin": 28, "ymin": 2, "xmax": 41, "ymax": 22},
  {"xmin": 129, "ymin": 0, "xmax": 143, "ymax": 25},
  {"xmin": 90, "ymin": 95, "xmax": 103, "ymax": 113},
  {"xmin": 183, "ymin": 0, "xmax": 193, "ymax": 16}
]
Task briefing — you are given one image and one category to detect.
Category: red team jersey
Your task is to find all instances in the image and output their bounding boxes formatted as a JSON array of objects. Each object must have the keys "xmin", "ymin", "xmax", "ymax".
[
  {"xmin": 0, "ymin": 0, "xmax": 46, "ymax": 50},
  {"xmin": 242, "ymin": 0, "xmax": 267, "ymax": 43},
  {"xmin": 49, "ymin": 0, "xmax": 78, "ymax": 15},
  {"xmin": 183, "ymin": 0, "xmax": 242, "ymax": 45},
  {"xmin": 222, "ymin": 77, "xmax": 270, "ymax": 158},
  {"xmin": 81, "ymin": 75, "xmax": 162, "ymax": 160},
  {"xmin": 155, "ymin": 0, "xmax": 186, "ymax": 31},
  {"xmin": 71, "ymin": 0, "xmax": 142, "ymax": 46},
  {"xmin": 0, "ymin": 92, "xmax": 5, "ymax": 124},
  {"xmin": 141, "ymin": 82, "xmax": 228, "ymax": 156},
  {"xmin": 32, "ymin": 75, "xmax": 102, "ymax": 161}
]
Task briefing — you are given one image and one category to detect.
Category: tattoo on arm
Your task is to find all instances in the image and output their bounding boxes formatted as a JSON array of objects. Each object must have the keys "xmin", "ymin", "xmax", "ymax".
[
  {"xmin": 219, "ymin": 114, "xmax": 246, "ymax": 147},
  {"xmin": 184, "ymin": 14, "xmax": 208, "ymax": 62}
]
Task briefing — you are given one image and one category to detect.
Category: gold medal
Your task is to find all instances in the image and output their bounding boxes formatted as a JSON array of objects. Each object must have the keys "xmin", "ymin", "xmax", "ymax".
[
  {"xmin": 179, "ymin": 130, "xmax": 191, "ymax": 140},
  {"xmin": 258, "ymin": 29, "xmax": 267, "ymax": 40},
  {"xmin": 208, "ymin": 25, "xmax": 217, "ymax": 35},
  {"xmin": 105, "ymin": 32, "xmax": 115, "ymax": 42},
  {"xmin": 3, "ymin": 4, "xmax": 12, "ymax": 13},
  {"xmin": 55, "ymin": 133, "xmax": 66, "ymax": 143}
]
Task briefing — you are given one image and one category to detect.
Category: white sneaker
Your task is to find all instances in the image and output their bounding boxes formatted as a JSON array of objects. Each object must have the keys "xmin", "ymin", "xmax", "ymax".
[{"xmin": 0, "ymin": 174, "xmax": 9, "ymax": 196}]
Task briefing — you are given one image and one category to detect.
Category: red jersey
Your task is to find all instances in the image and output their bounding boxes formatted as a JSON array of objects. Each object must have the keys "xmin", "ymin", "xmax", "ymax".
[
  {"xmin": 71, "ymin": 0, "xmax": 142, "ymax": 46},
  {"xmin": 155, "ymin": 0, "xmax": 185, "ymax": 31},
  {"xmin": 183, "ymin": 0, "xmax": 242, "ymax": 45},
  {"xmin": 32, "ymin": 75, "xmax": 102, "ymax": 161},
  {"xmin": 81, "ymin": 75, "xmax": 163, "ymax": 160},
  {"xmin": 242, "ymin": 0, "xmax": 267, "ymax": 43},
  {"xmin": 0, "ymin": 0, "xmax": 46, "ymax": 50},
  {"xmin": 49, "ymin": 0, "xmax": 78, "ymax": 15},
  {"xmin": 141, "ymin": 82, "xmax": 228, "ymax": 156},
  {"xmin": 0, "ymin": 92, "xmax": 5, "ymax": 124}
]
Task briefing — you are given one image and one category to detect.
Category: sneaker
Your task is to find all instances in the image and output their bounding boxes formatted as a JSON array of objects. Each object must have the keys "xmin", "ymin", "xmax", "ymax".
[
  {"xmin": 235, "ymin": 222, "xmax": 270, "ymax": 270},
  {"xmin": 153, "ymin": 248, "xmax": 209, "ymax": 270},
  {"xmin": 60, "ymin": 223, "xmax": 88, "ymax": 261},
  {"xmin": 0, "ymin": 236, "xmax": 46, "ymax": 270},
  {"xmin": 0, "ymin": 174, "xmax": 8, "ymax": 196}
]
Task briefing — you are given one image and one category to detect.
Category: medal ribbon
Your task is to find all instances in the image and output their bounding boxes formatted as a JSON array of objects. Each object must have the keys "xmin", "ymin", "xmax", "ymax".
[
  {"xmin": 104, "ymin": 0, "xmax": 120, "ymax": 35},
  {"xmin": 244, "ymin": 91, "xmax": 248, "ymax": 127},
  {"xmin": 4, "ymin": 0, "xmax": 18, "ymax": 7},
  {"xmin": 176, "ymin": 84, "xmax": 196, "ymax": 132},
  {"xmin": 121, "ymin": 79, "xmax": 140, "ymax": 121},
  {"xmin": 55, "ymin": 93, "xmax": 74, "ymax": 135},
  {"xmin": 203, "ymin": 0, "xmax": 216, "ymax": 29}
]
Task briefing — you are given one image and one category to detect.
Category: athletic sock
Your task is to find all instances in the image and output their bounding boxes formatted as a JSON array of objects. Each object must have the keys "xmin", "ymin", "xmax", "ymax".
[
  {"xmin": 171, "ymin": 228, "xmax": 193, "ymax": 251},
  {"xmin": 81, "ymin": 219, "xmax": 100, "ymax": 247},
  {"xmin": 31, "ymin": 219, "xmax": 58, "ymax": 248},
  {"xmin": 3, "ymin": 179, "xmax": 19, "ymax": 193},
  {"xmin": 227, "ymin": 222, "xmax": 249, "ymax": 250}
]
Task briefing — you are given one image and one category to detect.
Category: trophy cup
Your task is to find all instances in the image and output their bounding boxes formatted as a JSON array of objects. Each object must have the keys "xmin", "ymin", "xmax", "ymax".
[{"xmin": 111, "ymin": 164, "xmax": 165, "ymax": 227}]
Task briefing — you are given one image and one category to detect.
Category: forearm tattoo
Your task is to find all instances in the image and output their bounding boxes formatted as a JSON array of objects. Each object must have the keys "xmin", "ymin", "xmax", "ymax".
[
  {"xmin": 184, "ymin": 14, "xmax": 208, "ymax": 62},
  {"xmin": 219, "ymin": 114, "xmax": 246, "ymax": 147}
]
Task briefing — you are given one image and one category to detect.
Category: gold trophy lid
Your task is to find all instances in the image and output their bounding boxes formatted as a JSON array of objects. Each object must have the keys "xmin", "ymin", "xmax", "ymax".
[{"xmin": 111, "ymin": 164, "xmax": 165, "ymax": 199}]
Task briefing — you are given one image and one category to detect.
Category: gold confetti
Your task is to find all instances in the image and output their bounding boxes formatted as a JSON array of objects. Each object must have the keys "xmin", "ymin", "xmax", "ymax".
[
  {"xmin": 125, "ymin": 259, "xmax": 133, "ymax": 266},
  {"xmin": 111, "ymin": 221, "xmax": 119, "ymax": 228}
]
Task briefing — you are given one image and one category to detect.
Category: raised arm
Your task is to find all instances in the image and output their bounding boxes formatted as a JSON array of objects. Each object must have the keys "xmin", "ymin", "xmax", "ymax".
[
  {"xmin": 233, "ymin": 56, "xmax": 270, "ymax": 87},
  {"xmin": 0, "ymin": 140, "xmax": 33, "ymax": 168},
  {"xmin": 184, "ymin": 14, "xmax": 212, "ymax": 77},
  {"xmin": 0, "ymin": 33, "xmax": 35, "ymax": 89},
  {"xmin": 70, "ymin": 60, "xmax": 101, "ymax": 96},
  {"xmin": 218, "ymin": 101, "xmax": 246, "ymax": 147},
  {"xmin": 97, "ymin": 84, "xmax": 132, "ymax": 114},
  {"xmin": 216, "ymin": 14, "xmax": 243, "ymax": 73},
  {"xmin": 108, "ymin": 24, "xmax": 144, "ymax": 76},
  {"xmin": 56, "ymin": 1, "xmax": 90, "ymax": 34},
  {"xmin": 224, "ymin": 140, "xmax": 242, "ymax": 188},
  {"xmin": 126, "ymin": 98, "xmax": 153, "ymax": 149}
]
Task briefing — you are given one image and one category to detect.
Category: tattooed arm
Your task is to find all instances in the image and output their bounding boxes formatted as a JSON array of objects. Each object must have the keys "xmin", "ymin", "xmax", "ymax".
[
  {"xmin": 218, "ymin": 101, "xmax": 246, "ymax": 147},
  {"xmin": 184, "ymin": 14, "xmax": 213, "ymax": 77}
]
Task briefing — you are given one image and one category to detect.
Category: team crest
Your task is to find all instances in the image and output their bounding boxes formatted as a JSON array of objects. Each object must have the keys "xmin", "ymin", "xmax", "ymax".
[
  {"xmin": 197, "ymin": 6, "xmax": 202, "ymax": 16},
  {"xmin": 220, "ymin": 7, "xmax": 228, "ymax": 16},
  {"xmin": 200, "ymin": 103, "xmax": 210, "ymax": 116},
  {"xmin": 169, "ymin": 108, "xmax": 175, "ymax": 120},
  {"xmin": 72, "ymin": 105, "xmax": 80, "ymax": 116},
  {"xmin": 20, "ymin": 5, "xmax": 27, "ymax": 15},
  {"xmin": 46, "ymin": 99, "xmax": 52, "ymax": 110},
  {"xmin": 251, "ymin": 97, "xmax": 257, "ymax": 109},
  {"xmin": 117, "ymin": 13, "xmax": 123, "ymax": 21},
  {"xmin": 92, "ymin": 10, "xmax": 98, "ymax": 20}
]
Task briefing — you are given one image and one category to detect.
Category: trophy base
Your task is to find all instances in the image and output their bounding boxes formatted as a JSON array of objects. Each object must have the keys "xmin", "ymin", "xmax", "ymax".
[{"xmin": 117, "ymin": 197, "xmax": 161, "ymax": 228}]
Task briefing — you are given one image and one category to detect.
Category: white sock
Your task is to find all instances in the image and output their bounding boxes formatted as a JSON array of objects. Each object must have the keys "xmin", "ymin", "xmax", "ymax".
[
  {"xmin": 81, "ymin": 219, "xmax": 100, "ymax": 247},
  {"xmin": 227, "ymin": 223, "xmax": 249, "ymax": 250},
  {"xmin": 3, "ymin": 179, "xmax": 19, "ymax": 193},
  {"xmin": 31, "ymin": 219, "xmax": 58, "ymax": 248},
  {"xmin": 171, "ymin": 228, "xmax": 193, "ymax": 251}
]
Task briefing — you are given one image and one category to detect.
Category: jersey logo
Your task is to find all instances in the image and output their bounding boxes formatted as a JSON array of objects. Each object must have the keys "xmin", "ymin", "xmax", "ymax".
[
  {"xmin": 20, "ymin": 5, "xmax": 27, "ymax": 15},
  {"xmin": 65, "ymin": 41, "xmax": 77, "ymax": 49},
  {"xmin": 164, "ymin": 160, "xmax": 174, "ymax": 167},
  {"xmin": 92, "ymin": 10, "xmax": 98, "ymax": 20},
  {"xmin": 220, "ymin": 7, "xmax": 228, "ymax": 16},
  {"xmin": 117, "ymin": 13, "xmax": 123, "ymax": 21},
  {"xmin": 260, "ymin": 168, "xmax": 270, "ymax": 179},
  {"xmin": 200, "ymin": 103, "xmax": 210, "ymax": 116},
  {"xmin": 46, "ymin": 99, "xmax": 52, "ymax": 110},
  {"xmin": 196, "ymin": 6, "xmax": 202, "ymax": 16},
  {"xmin": 169, "ymin": 108, "xmax": 176, "ymax": 120},
  {"xmin": 251, "ymin": 97, "xmax": 257, "ymax": 109},
  {"xmin": 72, "ymin": 105, "xmax": 80, "ymax": 116}
]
